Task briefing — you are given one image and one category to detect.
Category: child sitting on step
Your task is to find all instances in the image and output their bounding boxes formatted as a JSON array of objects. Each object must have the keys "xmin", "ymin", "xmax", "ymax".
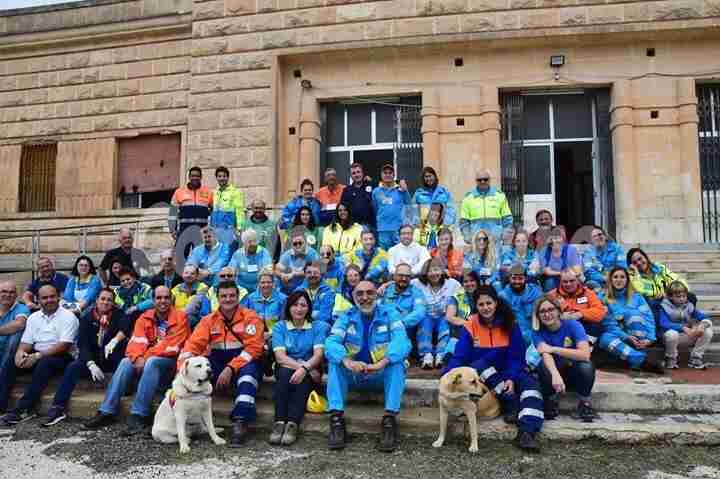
[{"xmin": 658, "ymin": 281, "xmax": 714, "ymax": 370}]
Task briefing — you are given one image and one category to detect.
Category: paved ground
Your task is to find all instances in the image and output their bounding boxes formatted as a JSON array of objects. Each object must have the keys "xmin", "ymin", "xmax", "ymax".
[{"xmin": 1, "ymin": 419, "xmax": 719, "ymax": 479}]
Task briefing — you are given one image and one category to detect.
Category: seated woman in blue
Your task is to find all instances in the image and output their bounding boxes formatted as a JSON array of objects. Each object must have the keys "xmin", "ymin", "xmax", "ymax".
[
  {"xmin": 411, "ymin": 166, "xmax": 456, "ymax": 226},
  {"xmin": 444, "ymin": 271, "xmax": 480, "ymax": 362},
  {"xmin": 499, "ymin": 229, "xmax": 538, "ymax": 286},
  {"xmin": 63, "ymin": 255, "xmax": 103, "ymax": 316},
  {"xmin": 538, "ymin": 228, "xmax": 582, "ymax": 292},
  {"xmin": 532, "ymin": 295, "xmax": 596, "ymax": 423},
  {"xmin": 332, "ymin": 264, "xmax": 362, "ymax": 322},
  {"xmin": 446, "ymin": 285, "xmax": 544, "ymax": 453},
  {"xmin": 463, "ymin": 229, "xmax": 500, "ymax": 288},
  {"xmin": 276, "ymin": 228, "xmax": 320, "ymax": 294},
  {"xmin": 284, "ymin": 206, "xmax": 322, "ymax": 252},
  {"xmin": 270, "ymin": 290, "xmax": 327, "ymax": 446},
  {"xmin": 598, "ymin": 266, "xmax": 662, "ymax": 372}
]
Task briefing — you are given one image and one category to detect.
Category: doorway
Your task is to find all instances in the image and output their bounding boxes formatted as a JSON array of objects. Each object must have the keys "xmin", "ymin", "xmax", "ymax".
[
  {"xmin": 554, "ymin": 142, "xmax": 594, "ymax": 237},
  {"xmin": 354, "ymin": 149, "xmax": 394, "ymax": 184}
]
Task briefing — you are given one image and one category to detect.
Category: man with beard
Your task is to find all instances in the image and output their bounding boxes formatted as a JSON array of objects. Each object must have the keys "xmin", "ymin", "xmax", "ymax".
[
  {"xmin": 325, "ymin": 280, "xmax": 411, "ymax": 452},
  {"xmin": 170, "ymin": 167, "xmax": 213, "ymax": 250},
  {"xmin": 340, "ymin": 162, "xmax": 375, "ymax": 229},
  {"xmin": 499, "ymin": 264, "xmax": 543, "ymax": 368},
  {"xmin": 210, "ymin": 166, "xmax": 245, "ymax": 245},
  {"xmin": 294, "ymin": 262, "xmax": 335, "ymax": 330},
  {"xmin": 245, "ymin": 199, "xmax": 277, "ymax": 251}
]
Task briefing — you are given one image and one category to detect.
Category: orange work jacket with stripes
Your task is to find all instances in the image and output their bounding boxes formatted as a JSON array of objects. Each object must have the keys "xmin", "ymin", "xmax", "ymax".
[
  {"xmin": 548, "ymin": 286, "xmax": 607, "ymax": 323},
  {"xmin": 126, "ymin": 308, "xmax": 191, "ymax": 362},
  {"xmin": 179, "ymin": 306, "xmax": 265, "ymax": 372},
  {"xmin": 171, "ymin": 185, "xmax": 213, "ymax": 208}
]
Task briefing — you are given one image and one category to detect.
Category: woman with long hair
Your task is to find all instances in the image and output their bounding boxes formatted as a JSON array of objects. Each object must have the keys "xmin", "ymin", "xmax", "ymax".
[
  {"xmin": 626, "ymin": 247, "xmax": 692, "ymax": 307},
  {"xmin": 331, "ymin": 264, "xmax": 363, "ymax": 322},
  {"xmin": 597, "ymin": 266, "xmax": 664, "ymax": 373},
  {"xmin": 463, "ymin": 229, "xmax": 500, "ymax": 288},
  {"xmin": 289, "ymin": 206, "xmax": 322, "ymax": 251},
  {"xmin": 321, "ymin": 203, "xmax": 363, "ymax": 257},
  {"xmin": 412, "ymin": 166, "xmax": 456, "ymax": 226},
  {"xmin": 446, "ymin": 285, "xmax": 544, "ymax": 453},
  {"xmin": 414, "ymin": 203, "xmax": 445, "ymax": 249},
  {"xmin": 413, "ymin": 259, "xmax": 462, "ymax": 369},
  {"xmin": 63, "ymin": 255, "xmax": 103, "ymax": 315},
  {"xmin": 270, "ymin": 290, "xmax": 326, "ymax": 445},
  {"xmin": 430, "ymin": 227, "xmax": 464, "ymax": 280},
  {"xmin": 538, "ymin": 228, "xmax": 582, "ymax": 292},
  {"xmin": 444, "ymin": 270, "xmax": 481, "ymax": 362},
  {"xmin": 499, "ymin": 229, "xmax": 538, "ymax": 285}
]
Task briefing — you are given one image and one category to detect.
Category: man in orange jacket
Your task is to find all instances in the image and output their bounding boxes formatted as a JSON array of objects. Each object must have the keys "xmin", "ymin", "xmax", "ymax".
[
  {"xmin": 83, "ymin": 286, "xmax": 191, "ymax": 435},
  {"xmin": 548, "ymin": 270, "xmax": 608, "ymax": 338},
  {"xmin": 178, "ymin": 280, "xmax": 264, "ymax": 446}
]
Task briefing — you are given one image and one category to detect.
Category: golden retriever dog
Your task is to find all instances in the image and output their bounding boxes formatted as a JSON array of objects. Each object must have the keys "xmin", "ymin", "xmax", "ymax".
[
  {"xmin": 152, "ymin": 356, "xmax": 226, "ymax": 453},
  {"xmin": 432, "ymin": 366, "xmax": 501, "ymax": 453}
]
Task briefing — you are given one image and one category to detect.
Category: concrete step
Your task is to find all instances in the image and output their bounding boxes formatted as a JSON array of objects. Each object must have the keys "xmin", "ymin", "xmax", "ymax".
[
  {"xmin": 697, "ymin": 296, "xmax": 720, "ymax": 311},
  {"xmin": 10, "ymin": 388, "xmax": 720, "ymax": 445}
]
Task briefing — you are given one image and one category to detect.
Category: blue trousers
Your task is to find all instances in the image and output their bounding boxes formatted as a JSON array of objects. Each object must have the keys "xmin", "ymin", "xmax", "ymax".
[
  {"xmin": 327, "ymin": 360, "xmax": 406, "ymax": 413},
  {"xmin": 273, "ymin": 366, "xmax": 314, "ymax": 424},
  {"xmin": 471, "ymin": 359, "xmax": 544, "ymax": 433},
  {"xmin": 537, "ymin": 360, "xmax": 595, "ymax": 400},
  {"xmin": 418, "ymin": 314, "xmax": 449, "ymax": 357},
  {"xmin": 98, "ymin": 356, "xmax": 175, "ymax": 418},
  {"xmin": 14, "ymin": 354, "xmax": 73, "ymax": 412},
  {"xmin": 598, "ymin": 330, "xmax": 646, "ymax": 368},
  {"xmin": 378, "ymin": 231, "xmax": 399, "ymax": 251},
  {"xmin": 52, "ymin": 353, "xmax": 124, "ymax": 409},
  {"xmin": 0, "ymin": 331, "xmax": 22, "ymax": 411},
  {"xmin": 208, "ymin": 350, "xmax": 260, "ymax": 423}
]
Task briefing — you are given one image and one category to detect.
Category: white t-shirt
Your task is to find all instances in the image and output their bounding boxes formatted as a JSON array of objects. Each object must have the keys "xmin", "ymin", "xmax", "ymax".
[
  {"xmin": 21, "ymin": 307, "xmax": 79, "ymax": 353},
  {"xmin": 388, "ymin": 242, "xmax": 432, "ymax": 276}
]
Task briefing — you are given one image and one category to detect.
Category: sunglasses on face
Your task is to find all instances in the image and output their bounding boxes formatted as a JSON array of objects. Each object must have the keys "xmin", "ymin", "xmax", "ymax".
[
  {"xmin": 321, "ymin": 252, "xmax": 332, "ymax": 258},
  {"xmin": 219, "ymin": 274, "xmax": 234, "ymax": 279},
  {"xmin": 476, "ymin": 177, "xmax": 490, "ymax": 182},
  {"xmin": 477, "ymin": 237, "xmax": 488, "ymax": 241},
  {"xmin": 292, "ymin": 241, "xmax": 304, "ymax": 247}
]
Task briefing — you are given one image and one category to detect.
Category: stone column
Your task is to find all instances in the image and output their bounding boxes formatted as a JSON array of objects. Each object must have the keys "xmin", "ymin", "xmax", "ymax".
[
  {"xmin": 610, "ymin": 80, "xmax": 637, "ymax": 243},
  {"xmin": 479, "ymin": 84, "xmax": 501, "ymax": 177},
  {"xmin": 421, "ymin": 88, "xmax": 441, "ymax": 176},
  {"xmin": 298, "ymin": 91, "xmax": 321, "ymax": 190},
  {"xmin": 677, "ymin": 77, "xmax": 703, "ymax": 242}
]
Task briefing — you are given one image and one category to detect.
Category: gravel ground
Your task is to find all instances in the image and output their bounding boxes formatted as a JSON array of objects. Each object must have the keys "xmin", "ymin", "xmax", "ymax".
[{"xmin": 0, "ymin": 418, "xmax": 719, "ymax": 479}]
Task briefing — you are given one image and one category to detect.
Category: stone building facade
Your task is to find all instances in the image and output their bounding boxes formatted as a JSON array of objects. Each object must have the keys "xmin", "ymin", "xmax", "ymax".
[{"xmin": 1, "ymin": 0, "xmax": 719, "ymax": 245}]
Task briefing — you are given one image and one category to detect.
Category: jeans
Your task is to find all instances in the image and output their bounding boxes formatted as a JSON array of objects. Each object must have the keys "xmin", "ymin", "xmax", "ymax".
[
  {"xmin": 52, "ymin": 355, "xmax": 124, "ymax": 409},
  {"xmin": 537, "ymin": 360, "xmax": 596, "ymax": 400},
  {"xmin": 327, "ymin": 360, "xmax": 406, "ymax": 413},
  {"xmin": 15, "ymin": 355, "xmax": 73, "ymax": 412},
  {"xmin": 208, "ymin": 350, "xmax": 260, "ymax": 423},
  {"xmin": 0, "ymin": 331, "xmax": 23, "ymax": 411},
  {"xmin": 98, "ymin": 356, "xmax": 175, "ymax": 418},
  {"xmin": 273, "ymin": 366, "xmax": 314, "ymax": 424}
]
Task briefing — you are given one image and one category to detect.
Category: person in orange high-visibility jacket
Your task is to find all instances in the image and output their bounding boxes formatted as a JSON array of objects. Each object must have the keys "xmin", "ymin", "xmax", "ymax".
[
  {"xmin": 85, "ymin": 286, "xmax": 191, "ymax": 435},
  {"xmin": 177, "ymin": 280, "xmax": 264, "ymax": 447},
  {"xmin": 547, "ymin": 270, "xmax": 608, "ymax": 338}
]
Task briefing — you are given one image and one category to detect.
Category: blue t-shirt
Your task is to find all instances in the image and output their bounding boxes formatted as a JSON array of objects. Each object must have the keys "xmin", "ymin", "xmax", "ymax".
[
  {"xmin": 539, "ymin": 245, "xmax": 581, "ymax": 272},
  {"xmin": 0, "ymin": 302, "xmax": 30, "ymax": 355},
  {"xmin": 355, "ymin": 314, "xmax": 373, "ymax": 364},
  {"xmin": 271, "ymin": 320, "xmax": 326, "ymax": 362},
  {"xmin": 27, "ymin": 273, "xmax": 69, "ymax": 299},
  {"xmin": 278, "ymin": 248, "xmax": 319, "ymax": 292},
  {"xmin": 532, "ymin": 319, "xmax": 587, "ymax": 367}
]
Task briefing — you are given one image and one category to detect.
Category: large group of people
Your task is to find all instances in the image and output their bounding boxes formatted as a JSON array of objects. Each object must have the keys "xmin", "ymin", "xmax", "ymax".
[{"xmin": 0, "ymin": 163, "xmax": 714, "ymax": 455}]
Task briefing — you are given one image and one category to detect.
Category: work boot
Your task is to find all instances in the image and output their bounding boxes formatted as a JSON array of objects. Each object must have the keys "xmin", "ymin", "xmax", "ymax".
[
  {"xmin": 82, "ymin": 412, "xmax": 116, "ymax": 430},
  {"xmin": 543, "ymin": 395, "xmax": 559, "ymax": 421},
  {"xmin": 502, "ymin": 404, "xmax": 518, "ymax": 425},
  {"xmin": 641, "ymin": 357, "xmax": 665, "ymax": 374},
  {"xmin": 377, "ymin": 414, "xmax": 399, "ymax": 453},
  {"xmin": 327, "ymin": 412, "xmax": 346, "ymax": 450},
  {"xmin": 514, "ymin": 431, "xmax": 540, "ymax": 453},
  {"xmin": 230, "ymin": 421, "xmax": 249, "ymax": 448},
  {"xmin": 122, "ymin": 414, "xmax": 147, "ymax": 437},
  {"xmin": 269, "ymin": 421, "xmax": 285, "ymax": 445},
  {"xmin": 575, "ymin": 401, "xmax": 596, "ymax": 423}
]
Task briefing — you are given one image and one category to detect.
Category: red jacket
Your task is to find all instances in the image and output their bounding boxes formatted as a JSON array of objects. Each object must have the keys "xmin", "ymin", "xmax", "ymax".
[
  {"xmin": 179, "ymin": 306, "xmax": 264, "ymax": 372},
  {"xmin": 126, "ymin": 308, "xmax": 190, "ymax": 361}
]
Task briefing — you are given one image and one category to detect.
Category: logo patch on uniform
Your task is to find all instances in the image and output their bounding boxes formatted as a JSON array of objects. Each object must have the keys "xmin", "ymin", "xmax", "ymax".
[
  {"xmin": 365, "ymin": 186, "xmax": 372, "ymax": 193},
  {"xmin": 563, "ymin": 336, "xmax": 574, "ymax": 348},
  {"xmin": 576, "ymin": 296, "xmax": 588, "ymax": 304},
  {"xmin": 347, "ymin": 325, "xmax": 357, "ymax": 336},
  {"xmin": 245, "ymin": 324, "xmax": 257, "ymax": 335}
]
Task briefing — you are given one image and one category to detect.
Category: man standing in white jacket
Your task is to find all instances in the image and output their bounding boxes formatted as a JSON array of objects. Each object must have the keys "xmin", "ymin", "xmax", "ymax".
[{"xmin": 388, "ymin": 225, "xmax": 431, "ymax": 276}]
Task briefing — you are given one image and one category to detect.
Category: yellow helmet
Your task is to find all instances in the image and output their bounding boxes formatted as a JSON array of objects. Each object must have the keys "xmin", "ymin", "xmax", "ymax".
[{"xmin": 306, "ymin": 391, "xmax": 328, "ymax": 414}]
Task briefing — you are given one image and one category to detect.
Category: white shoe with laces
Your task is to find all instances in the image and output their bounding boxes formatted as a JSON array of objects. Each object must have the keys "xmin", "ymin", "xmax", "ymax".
[{"xmin": 421, "ymin": 353, "xmax": 434, "ymax": 370}]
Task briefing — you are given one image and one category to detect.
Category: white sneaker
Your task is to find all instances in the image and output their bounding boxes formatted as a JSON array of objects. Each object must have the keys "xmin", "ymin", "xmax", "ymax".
[
  {"xmin": 421, "ymin": 353, "xmax": 434, "ymax": 369},
  {"xmin": 665, "ymin": 356, "xmax": 679, "ymax": 369},
  {"xmin": 434, "ymin": 354, "xmax": 445, "ymax": 369}
]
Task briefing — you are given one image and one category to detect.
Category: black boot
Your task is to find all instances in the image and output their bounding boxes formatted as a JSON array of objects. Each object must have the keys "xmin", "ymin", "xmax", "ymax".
[
  {"xmin": 229, "ymin": 421, "xmax": 249, "ymax": 448},
  {"xmin": 514, "ymin": 430, "xmax": 540, "ymax": 453},
  {"xmin": 327, "ymin": 412, "xmax": 346, "ymax": 450},
  {"xmin": 121, "ymin": 414, "xmax": 148, "ymax": 437},
  {"xmin": 544, "ymin": 395, "xmax": 559, "ymax": 420},
  {"xmin": 502, "ymin": 404, "xmax": 518, "ymax": 425},
  {"xmin": 377, "ymin": 414, "xmax": 399, "ymax": 452},
  {"xmin": 641, "ymin": 358, "xmax": 665, "ymax": 374}
]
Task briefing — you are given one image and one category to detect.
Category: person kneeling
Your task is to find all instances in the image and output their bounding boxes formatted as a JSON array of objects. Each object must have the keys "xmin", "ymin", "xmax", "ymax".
[
  {"xmin": 178, "ymin": 281, "xmax": 265, "ymax": 447},
  {"xmin": 445, "ymin": 285, "xmax": 544, "ymax": 453},
  {"xmin": 270, "ymin": 291, "xmax": 326, "ymax": 446},
  {"xmin": 83, "ymin": 286, "xmax": 190, "ymax": 435},
  {"xmin": 325, "ymin": 281, "xmax": 411, "ymax": 452},
  {"xmin": 532, "ymin": 296, "xmax": 596, "ymax": 422}
]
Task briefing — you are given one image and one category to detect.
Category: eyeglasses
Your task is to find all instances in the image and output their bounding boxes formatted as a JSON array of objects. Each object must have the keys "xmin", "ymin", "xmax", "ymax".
[
  {"xmin": 477, "ymin": 237, "xmax": 488, "ymax": 241},
  {"xmin": 320, "ymin": 253, "xmax": 332, "ymax": 258},
  {"xmin": 355, "ymin": 290, "xmax": 377, "ymax": 297},
  {"xmin": 219, "ymin": 274, "xmax": 234, "ymax": 279},
  {"xmin": 395, "ymin": 274, "xmax": 411, "ymax": 279},
  {"xmin": 476, "ymin": 177, "xmax": 490, "ymax": 182},
  {"xmin": 292, "ymin": 241, "xmax": 304, "ymax": 247}
]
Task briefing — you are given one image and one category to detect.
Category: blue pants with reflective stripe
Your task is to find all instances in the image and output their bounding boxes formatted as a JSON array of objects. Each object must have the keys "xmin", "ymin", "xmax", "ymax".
[
  {"xmin": 598, "ymin": 331, "xmax": 646, "ymax": 368},
  {"xmin": 209, "ymin": 349, "xmax": 260, "ymax": 423},
  {"xmin": 327, "ymin": 360, "xmax": 406, "ymax": 413},
  {"xmin": 470, "ymin": 358, "xmax": 544, "ymax": 433},
  {"xmin": 418, "ymin": 314, "xmax": 449, "ymax": 357}
]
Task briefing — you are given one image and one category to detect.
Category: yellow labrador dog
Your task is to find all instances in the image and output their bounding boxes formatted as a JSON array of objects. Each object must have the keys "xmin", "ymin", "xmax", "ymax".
[
  {"xmin": 432, "ymin": 366, "xmax": 501, "ymax": 453},
  {"xmin": 152, "ymin": 356, "xmax": 226, "ymax": 453}
]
